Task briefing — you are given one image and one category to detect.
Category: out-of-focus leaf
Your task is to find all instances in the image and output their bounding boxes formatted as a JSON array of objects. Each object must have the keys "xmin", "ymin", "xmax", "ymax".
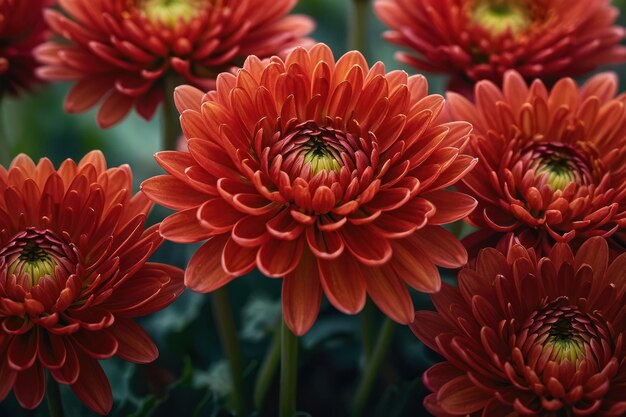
[{"xmin": 240, "ymin": 293, "xmax": 281, "ymax": 342}]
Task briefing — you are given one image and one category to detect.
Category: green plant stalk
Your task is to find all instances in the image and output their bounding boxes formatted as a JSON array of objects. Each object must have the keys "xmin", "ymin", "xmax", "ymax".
[
  {"xmin": 254, "ymin": 323, "xmax": 281, "ymax": 410},
  {"xmin": 160, "ymin": 74, "xmax": 182, "ymax": 151},
  {"xmin": 349, "ymin": 0, "xmax": 370, "ymax": 57},
  {"xmin": 211, "ymin": 287, "xmax": 249, "ymax": 416},
  {"xmin": 279, "ymin": 319, "xmax": 298, "ymax": 417},
  {"xmin": 352, "ymin": 318, "xmax": 395, "ymax": 417},
  {"xmin": 46, "ymin": 372, "xmax": 64, "ymax": 417}
]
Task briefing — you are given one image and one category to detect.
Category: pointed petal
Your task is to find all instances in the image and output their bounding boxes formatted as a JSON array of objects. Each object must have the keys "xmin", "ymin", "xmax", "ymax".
[
  {"xmin": 185, "ymin": 236, "xmax": 235, "ymax": 292},
  {"xmin": 108, "ymin": 318, "xmax": 158, "ymax": 364},
  {"xmin": 318, "ymin": 253, "xmax": 366, "ymax": 314},
  {"xmin": 71, "ymin": 354, "xmax": 113, "ymax": 415},
  {"xmin": 282, "ymin": 249, "xmax": 322, "ymax": 336},
  {"xmin": 363, "ymin": 264, "xmax": 414, "ymax": 324},
  {"xmin": 13, "ymin": 361, "xmax": 45, "ymax": 409}
]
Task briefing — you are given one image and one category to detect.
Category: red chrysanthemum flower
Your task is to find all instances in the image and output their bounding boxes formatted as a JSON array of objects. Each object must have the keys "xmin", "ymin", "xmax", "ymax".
[
  {"xmin": 141, "ymin": 43, "xmax": 478, "ymax": 336},
  {"xmin": 35, "ymin": 0, "xmax": 315, "ymax": 128},
  {"xmin": 411, "ymin": 237, "xmax": 626, "ymax": 416},
  {"xmin": 0, "ymin": 152, "xmax": 184, "ymax": 414},
  {"xmin": 0, "ymin": 0, "xmax": 50, "ymax": 96},
  {"xmin": 374, "ymin": 0, "xmax": 626, "ymax": 91},
  {"xmin": 448, "ymin": 70, "xmax": 626, "ymax": 256}
]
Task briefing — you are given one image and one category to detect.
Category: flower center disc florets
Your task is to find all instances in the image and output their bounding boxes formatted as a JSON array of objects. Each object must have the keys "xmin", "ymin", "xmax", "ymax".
[
  {"xmin": 0, "ymin": 228, "xmax": 77, "ymax": 289},
  {"xmin": 137, "ymin": 0, "xmax": 205, "ymax": 26},
  {"xmin": 519, "ymin": 300, "xmax": 609, "ymax": 366},
  {"xmin": 472, "ymin": 0, "xmax": 532, "ymax": 35},
  {"xmin": 280, "ymin": 122, "xmax": 364, "ymax": 180},
  {"xmin": 526, "ymin": 142, "xmax": 593, "ymax": 191}
]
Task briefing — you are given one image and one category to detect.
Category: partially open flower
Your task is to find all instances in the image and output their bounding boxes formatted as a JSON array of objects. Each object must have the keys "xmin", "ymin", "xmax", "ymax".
[
  {"xmin": 36, "ymin": 0, "xmax": 315, "ymax": 128},
  {"xmin": 0, "ymin": 0, "xmax": 50, "ymax": 96},
  {"xmin": 412, "ymin": 237, "xmax": 626, "ymax": 416},
  {"xmin": 0, "ymin": 152, "xmax": 184, "ymax": 414},
  {"xmin": 375, "ymin": 0, "xmax": 626, "ymax": 90},
  {"xmin": 448, "ymin": 71, "xmax": 626, "ymax": 255},
  {"xmin": 142, "ymin": 43, "xmax": 477, "ymax": 336}
]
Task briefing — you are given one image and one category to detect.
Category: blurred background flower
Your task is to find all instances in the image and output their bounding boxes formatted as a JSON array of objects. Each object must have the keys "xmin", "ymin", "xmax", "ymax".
[
  {"xmin": 0, "ymin": 0, "xmax": 50, "ymax": 97},
  {"xmin": 36, "ymin": 0, "xmax": 315, "ymax": 128},
  {"xmin": 0, "ymin": 152, "xmax": 184, "ymax": 414},
  {"xmin": 375, "ymin": 0, "xmax": 626, "ymax": 92},
  {"xmin": 411, "ymin": 238, "xmax": 626, "ymax": 416}
]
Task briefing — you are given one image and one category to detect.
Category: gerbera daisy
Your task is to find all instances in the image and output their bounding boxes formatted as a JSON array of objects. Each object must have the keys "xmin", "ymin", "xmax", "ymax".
[
  {"xmin": 142, "ymin": 43, "xmax": 477, "ymax": 336},
  {"xmin": 411, "ymin": 237, "xmax": 626, "ymax": 416},
  {"xmin": 449, "ymin": 70, "xmax": 626, "ymax": 255},
  {"xmin": 35, "ymin": 0, "xmax": 315, "ymax": 128},
  {"xmin": 0, "ymin": 151, "xmax": 184, "ymax": 414},
  {"xmin": 375, "ymin": 0, "xmax": 626, "ymax": 90}
]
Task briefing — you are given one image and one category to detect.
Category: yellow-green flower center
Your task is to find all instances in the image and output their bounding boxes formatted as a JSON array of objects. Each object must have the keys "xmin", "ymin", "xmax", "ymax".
[
  {"xmin": 139, "ymin": 0, "xmax": 204, "ymax": 26},
  {"xmin": 472, "ymin": 0, "xmax": 531, "ymax": 36},
  {"xmin": 9, "ymin": 243, "xmax": 57, "ymax": 286},
  {"xmin": 536, "ymin": 160, "xmax": 577, "ymax": 191},
  {"xmin": 526, "ymin": 143, "xmax": 593, "ymax": 192},
  {"xmin": 304, "ymin": 140, "xmax": 342, "ymax": 175},
  {"xmin": 544, "ymin": 317, "xmax": 585, "ymax": 364}
]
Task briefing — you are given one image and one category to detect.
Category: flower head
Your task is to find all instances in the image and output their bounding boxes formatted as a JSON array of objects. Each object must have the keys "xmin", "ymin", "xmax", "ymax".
[
  {"xmin": 0, "ymin": 0, "xmax": 50, "ymax": 96},
  {"xmin": 411, "ymin": 237, "xmax": 626, "ymax": 416},
  {"xmin": 36, "ymin": 0, "xmax": 315, "ymax": 128},
  {"xmin": 141, "ymin": 43, "xmax": 477, "ymax": 336},
  {"xmin": 374, "ymin": 0, "xmax": 626, "ymax": 89},
  {"xmin": 0, "ymin": 152, "xmax": 184, "ymax": 414},
  {"xmin": 449, "ymin": 71, "xmax": 626, "ymax": 255}
]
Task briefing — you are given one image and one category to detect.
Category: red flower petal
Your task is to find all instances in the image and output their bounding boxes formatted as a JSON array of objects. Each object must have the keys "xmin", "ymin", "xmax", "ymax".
[
  {"xmin": 160, "ymin": 208, "xmax": 212, "ymax": 243},
  {"xmin": 363, "ymin": 264, "xmax": 414, "ymax": 324},
  {"xmin": 412, "ymin": 226, "xmax": 468, "ymax": 268},
  {"xmin": 437, "ymin": 375, "xmax": 491, "ymax": 414},
  {"xmin": 49, "ymin": 340, "xmax": 80, "ymax": 385},
  {"xmin": 7, "ymin": 330, "xmax": 38, "ymax": 371},
  {"xmin": 257, "ymin": 237, "xmax": 304, "ymax": 278},
  {"xmin": 423, "ymin": 190, "xmax": 477, "ymax": 225},
  {"xmin": 185, "ymin": 236, "xmax": 235, "ymax": 293},
  {"xmin": 71, "ymin": 353, "xmax": 113, "ymax": 415},
  {"xmin": 342, "ymin": 224, "xmax": 393, "ymax": 266},
  {"xmin": 107, "ymin": 318, "xmax": 158, "ymax": 364},
  {"xmin": 391, "ymin": 236, "xmax": 441, "ymax": 293},
  {"xmin": 282, "ymin": 249, "xmax": 322, "ymax": 336},
  {"xmin": 141, "ymin": 175, "xmax": 209, "ymax": 210},
  {"xmin": 13, "ymin": 361, "xmax": 45, "ymax": 409},
  {"xmin": 318, "ymin": 253, "xmax": 366, "ymax": 314}
]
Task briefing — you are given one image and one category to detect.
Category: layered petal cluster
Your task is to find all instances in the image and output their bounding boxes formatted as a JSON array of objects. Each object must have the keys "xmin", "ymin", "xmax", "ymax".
[
  {"xmin": 36, "ymin": 0, "xmax": 315, "ymax": 128},
  {"xmin": 412, "ymin": 238, "xmax": 626, "ymax": 416},
  {"xmin": 0, "ymin": 152, "xmax": 184, "ymax": 414},
  {"xmin": 375, "ymin": 0, "xmax": 626, "ymax": 90},
  {"xmin": 0, "ymin": 0, "xmax": 50, "ymax": 96},
  {"xmin": 449, "ymin": 71, "xmax": 626, "ymax": 256},
  {"xmin": 142, "ymin": 43, "xmax": 477, "ymax": 336}
]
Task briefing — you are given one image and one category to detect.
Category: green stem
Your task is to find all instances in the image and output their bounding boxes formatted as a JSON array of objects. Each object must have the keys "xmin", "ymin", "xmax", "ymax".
[
  {"xmin": 361, "ymin": 300, "xmax": 375, "ymax": 361},
  {"xmin": 0, "ymin": 101, "xmax": 11, "ymax": 166},
  {"xmin": 254, "ymin": 324, "xmax": 281, "ymax": 411},
  {"xmin": 349, "ymin": 0, "xmax": 370, "ymax": 57},
  {"xmin": 46, "ymin": 373, "xmax": 64, "ymax": 417},
  {"xmin": 161, "ymin": 74, "xmax": 181, "ymax": 151},
  {"xmin": 352, "ymin": 318, "xmax": 395, "ymax": 417},
  {"xmin": 211, "ymin": 287, "xmax": 248, "ymax": 416},
  {"xmin": 279, "ymin": 319, "xmax": 298, "ymax": 417}
]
